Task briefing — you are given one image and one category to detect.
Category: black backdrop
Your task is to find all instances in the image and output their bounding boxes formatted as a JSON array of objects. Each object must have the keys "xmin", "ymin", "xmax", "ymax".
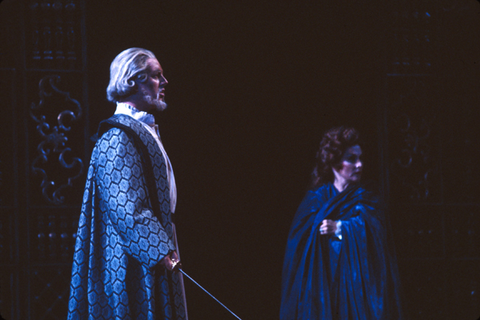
[
  {"xmin": 85, "ymin": 1, "xmax": 388, "ymax": 318},
  {"xmin": 85, "ymin": 1, "xmax": 480, "ymax": 319}
]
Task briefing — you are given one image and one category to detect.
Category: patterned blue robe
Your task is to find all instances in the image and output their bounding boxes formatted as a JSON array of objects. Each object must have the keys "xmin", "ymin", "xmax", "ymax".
[
  {"xmin": 280, "ymin": 183, "xmax": 403, "ymax": 320},
  {"xmin": 67, "ymin": 114, "xmax": 188, "ymax": 320}
]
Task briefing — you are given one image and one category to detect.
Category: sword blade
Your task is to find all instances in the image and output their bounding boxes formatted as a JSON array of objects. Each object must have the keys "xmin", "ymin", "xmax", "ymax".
[{"xmin": 178, "ymin": 268, "xmax": 242, "ymax": 320}]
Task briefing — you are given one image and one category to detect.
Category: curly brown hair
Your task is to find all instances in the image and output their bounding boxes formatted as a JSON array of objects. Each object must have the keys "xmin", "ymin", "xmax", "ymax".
[{"xmin": 310, "ymin": 126, "xmax": 361, "ymax": 189}]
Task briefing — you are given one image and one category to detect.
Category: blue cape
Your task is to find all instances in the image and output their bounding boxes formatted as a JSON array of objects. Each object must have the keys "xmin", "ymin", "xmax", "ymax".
[{"xmin": 280, "ymin": 183, "xmax": 403, "ymax": 320}]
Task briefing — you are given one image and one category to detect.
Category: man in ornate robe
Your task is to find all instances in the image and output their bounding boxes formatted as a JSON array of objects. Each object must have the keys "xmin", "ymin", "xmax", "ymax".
[{"xmin": 67, "ymin": 48, "xmax": 188, "ymax": 320}]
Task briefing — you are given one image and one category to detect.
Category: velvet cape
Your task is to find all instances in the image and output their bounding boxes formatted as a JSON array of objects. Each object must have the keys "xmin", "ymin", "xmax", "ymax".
[{"xmin": 280, "ymin": 183, "xmax": 403, "ymax": 320}]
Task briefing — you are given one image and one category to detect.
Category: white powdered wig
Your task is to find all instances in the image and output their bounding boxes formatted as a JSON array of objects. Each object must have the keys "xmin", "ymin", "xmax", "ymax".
[{"xmin": 106, "ymin": 47, "xmax": 156, "ymax": 102}]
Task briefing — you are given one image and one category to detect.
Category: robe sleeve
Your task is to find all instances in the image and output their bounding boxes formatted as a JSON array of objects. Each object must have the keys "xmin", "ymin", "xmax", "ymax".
[
  {"xmin": 96, "ymin": 128, "xmax": 176, "ymax": 269},
  {"xmin": 335, "ymin": 199, "xmax": 392, "ymax": 320}
]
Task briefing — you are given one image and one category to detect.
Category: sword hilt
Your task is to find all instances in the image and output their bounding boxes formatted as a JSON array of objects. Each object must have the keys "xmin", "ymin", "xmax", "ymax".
[{"xmin": 171, "ymin": 259, "xmax": 183, "ymax": 272}]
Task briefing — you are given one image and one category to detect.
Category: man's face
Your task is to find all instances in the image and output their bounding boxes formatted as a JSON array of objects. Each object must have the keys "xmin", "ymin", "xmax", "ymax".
[
  {"xmin": 334, "ymin": 145, "xmax": 363, "ymax": 185},
  {"xmin": 137, "ymin": 58, "xmax": 168, "ymax": 112}
]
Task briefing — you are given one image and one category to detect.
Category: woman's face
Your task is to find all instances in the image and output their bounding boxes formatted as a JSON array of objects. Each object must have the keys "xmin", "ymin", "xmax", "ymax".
[{"xmin": 333, "ymin": 145, "xmax": 363, "ymax": 185}]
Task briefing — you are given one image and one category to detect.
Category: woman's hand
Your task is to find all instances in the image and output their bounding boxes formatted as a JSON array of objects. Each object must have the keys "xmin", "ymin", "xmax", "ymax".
[{"xmin": 319, "ymin": 219, "xmax": 337, "ymax": 235}]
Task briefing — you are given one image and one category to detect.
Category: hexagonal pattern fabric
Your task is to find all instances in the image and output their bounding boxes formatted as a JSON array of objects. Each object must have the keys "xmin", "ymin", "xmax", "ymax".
[{"xmin": 67, "ymin": 115, "xmax": 187, "ymax": 320}]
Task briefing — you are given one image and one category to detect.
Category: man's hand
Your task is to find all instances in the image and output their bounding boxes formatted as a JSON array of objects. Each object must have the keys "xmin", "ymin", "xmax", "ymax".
[
  {"xmin": 319, "ymin": 219, "xmax": 337, "ymax": 235},
  {"xmin": 161, "ymin": 251, "xmax": 179, "ymax": 271}
]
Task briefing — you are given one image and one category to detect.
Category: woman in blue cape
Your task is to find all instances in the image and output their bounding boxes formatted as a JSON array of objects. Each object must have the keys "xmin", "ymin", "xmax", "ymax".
[{"xmin": 280, "ymin": 127, "xmax": 403, "ymax": 320}]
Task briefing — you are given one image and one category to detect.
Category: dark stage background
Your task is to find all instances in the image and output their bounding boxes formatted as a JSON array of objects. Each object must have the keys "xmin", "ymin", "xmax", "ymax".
[{"xmin": 1, "ymin": 0, "xmax": 480, "ymax": 319}]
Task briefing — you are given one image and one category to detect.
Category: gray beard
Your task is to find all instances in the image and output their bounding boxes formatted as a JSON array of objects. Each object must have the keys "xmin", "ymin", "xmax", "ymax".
[{"xmin": 142, "ymin": 91, "xmax": 167, "ymax": 112}]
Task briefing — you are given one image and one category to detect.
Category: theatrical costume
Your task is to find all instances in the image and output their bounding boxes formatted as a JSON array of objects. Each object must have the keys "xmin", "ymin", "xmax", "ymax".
[
  {"xmin": 68, "ymin": 105, "xmax": 187, "ymax": 320},
  {"xmin": 280, "ymin": 182, "xmax": 402, "ymax": 320}
]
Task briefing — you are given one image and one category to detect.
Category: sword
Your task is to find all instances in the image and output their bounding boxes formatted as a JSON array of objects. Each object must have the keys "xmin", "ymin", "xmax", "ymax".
[{"xmin": 172, "ymin": 260, "xmax": 243, "ymax": 320}]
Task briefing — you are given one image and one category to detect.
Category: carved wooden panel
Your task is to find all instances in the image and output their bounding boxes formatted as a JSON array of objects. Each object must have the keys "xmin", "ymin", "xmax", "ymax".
[
  {"xmin": 383, "ymin": 2, "xmax": 480, "ymax": 320},
  {"xmin": 28, "ymin": 72, "xmax": 85, "ymax": 205},
  {"xmin": 30, "ymin": 207, "xmax": 78, "ymax": 263},
  {"xmin": 26, "ymin": 0, "xmax": 82, "ymax": 70},
  {"xmin": 388, "ymin": 0, "xmax": 437, "ymax": 75},
  {"xmin": 386, "ymin": 76, "xmax": 442, "ymax": 204},
  {"xmin": 0, "ymin": 0, "xmax": 87, "ymax": 319},
  {"xmin": 29, "ymin": 266, "xmax": 71, "ymax": 320}
]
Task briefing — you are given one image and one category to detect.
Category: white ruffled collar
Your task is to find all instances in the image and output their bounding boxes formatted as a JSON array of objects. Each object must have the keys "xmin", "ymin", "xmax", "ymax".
[{"xmin": 114, "ymin": 103, "xmax": 155, "ymax": 127}]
